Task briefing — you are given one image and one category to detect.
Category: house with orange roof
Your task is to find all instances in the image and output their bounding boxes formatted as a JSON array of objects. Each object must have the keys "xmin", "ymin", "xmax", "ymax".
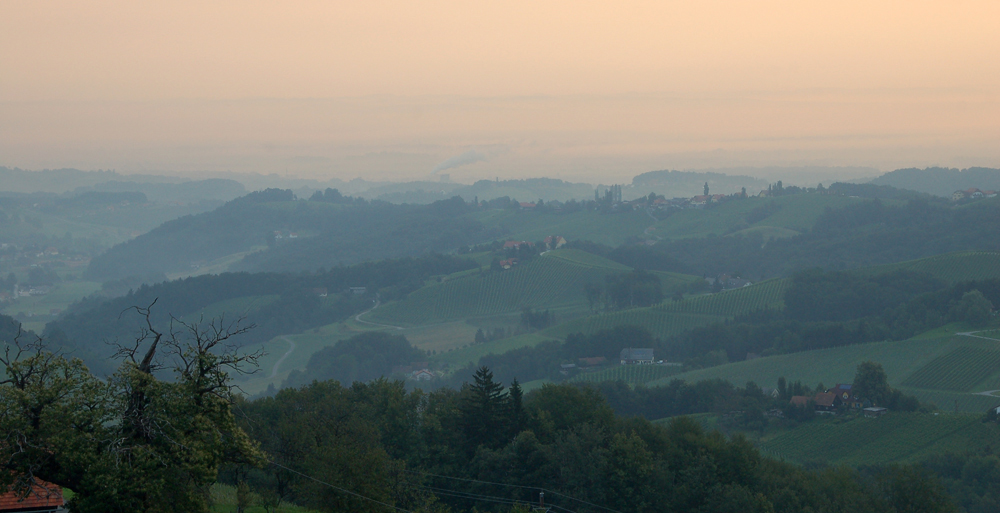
[{"xmin": 0, "ymin": 479, "xmax": 65, "ymax": 512}]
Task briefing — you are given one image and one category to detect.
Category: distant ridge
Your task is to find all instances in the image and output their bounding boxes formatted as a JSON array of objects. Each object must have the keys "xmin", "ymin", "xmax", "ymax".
[
  {"xmin": 870, "ymin": 167, "xmax": 1000, "ymax": 197},
  {"xmin": 631, "ymin": 169, "xmax": 768, "ymax": 199}
]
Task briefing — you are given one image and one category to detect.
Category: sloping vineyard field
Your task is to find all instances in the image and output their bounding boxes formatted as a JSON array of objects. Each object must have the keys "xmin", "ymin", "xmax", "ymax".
[
  {"xmin": 901, "ymin": 346, "xmax": 1000, "ymax": 391},
  {"xmin": 570, "ymin": 364, "xmax": 686, "ymax": 385},
  {"xmin": 760, "ymin": 413, "xmax": 1000, "ymax": 466},
  {"xmin": 893, "ymin": 388, "xmax": 1000, "ymax": 413},
  {"xmin": 542, "ymin": 248, "xmax": 631, "ymax": 270},
  {"xmin": 368, "ymin": 256, "xmax": 619, "ymax": 325},
  {"xmin": 656, "ymin": 278, "xmax": 789, "ymax": 317},
  {"xmin": 852, "ymin": 251, "xmax": 1000, "ymax": 283}
]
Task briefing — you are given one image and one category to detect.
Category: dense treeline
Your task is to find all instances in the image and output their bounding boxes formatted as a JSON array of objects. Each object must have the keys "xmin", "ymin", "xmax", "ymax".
[
  {"xmin": 87, "ymin": 190, "xmax": 502, "ymax": 280},
  {"xmin": 923, "ymin": 450, "xmax": 1000, "ymax": 513},
  {"xmin": 282, "ymin": 332, "xmax": 426, "ymax": 389},
  {"xmin": 232, "ymin": 369, "xmax": 959, "ymax": 513},
  {"xmin": 585, "ymin": 270, "xmax": 665, "ymax": 311},
  {"xmin": 46, "ymin": 254, "xmax": 476, "ymax": 375},
  {"xmin": 870, "ymin": 166, "xmax": 1000, "ymax": 197}
]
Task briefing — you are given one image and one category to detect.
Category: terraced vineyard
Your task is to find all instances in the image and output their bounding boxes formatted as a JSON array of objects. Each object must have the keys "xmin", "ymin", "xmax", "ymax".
[
  {"xmin": 760, "ymin": 413, "xmax": 1000, "ymax": 466},
  {"xmin": 570, "ymin": 364, "xmax": 685, "ymax": 385},
  {"xmin": 543, "ymin": 248, "xmax": 631, "ymax": 270},
  {"xmin": 852, "ymin": 251, "xmax": 1000, "ymax": 283},
  {"xmin": 542, "ymin": 311, "xmax": 723, "ymax": 341},
  {"xmin": 657, "ymin": 278, "xmax": 789, "ymax": 317},
  {"xmin": 901, "ymin": 346, "xmax": 1000, "ymax": 391}
]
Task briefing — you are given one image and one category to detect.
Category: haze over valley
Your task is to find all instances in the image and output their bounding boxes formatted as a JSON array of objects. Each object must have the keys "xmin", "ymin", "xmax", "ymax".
[{"xmin": 2, "ymin": 2, "xmax": 1000, "ymax": 512}]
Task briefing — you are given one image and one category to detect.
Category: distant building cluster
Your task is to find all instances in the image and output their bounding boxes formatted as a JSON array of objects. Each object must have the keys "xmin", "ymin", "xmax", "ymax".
[
  {"xmin": 951, "ymin": 188, "xmax": 997, "ymax": 202},
  {"xmin": 789, "ymin": 383, "xmax": 887, "ymax": 417}
]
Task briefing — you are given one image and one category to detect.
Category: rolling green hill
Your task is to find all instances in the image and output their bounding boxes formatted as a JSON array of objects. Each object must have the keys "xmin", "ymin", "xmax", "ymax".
[
  {"xmin": 540, "ymin": 278, "xmax": 788, "ymax": 340},
  {"xmin": 648, "ymin": 194, "xmax": 867, "ymax": 240},
  {"xmin": 472, "ymin": 209, "xmax": 653, "ymax": 247},
  {"xmin": 540, "ymin": 310, "xmax": 723, "ymax": 341},
  {"xmin": 432, "ymin": 332, "xmax": 561, "ymax": 369},
  {"xmin": 533, "ymin": 251, "xmax": 1000, "ymax": 342},
  {"xmin": 367, "ymin": 249, "xmax": 699, "ymax": 326},
  {"xmin": 759, "ymin": 412, "xmax": 1000, "ymax": 466},
  {"xmin": 850, "ymin": 251, "xmax": 1000, "ymax": 283},
  {"xmin": 650, "ymin": 334, "xmax": 1000, "ymax": 412}
]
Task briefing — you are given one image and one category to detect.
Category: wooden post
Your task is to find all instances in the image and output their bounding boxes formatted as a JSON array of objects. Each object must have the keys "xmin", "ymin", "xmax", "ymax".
[{"xmin": 539, "ymin": 491, "xmax": 545, "ymax": 508}]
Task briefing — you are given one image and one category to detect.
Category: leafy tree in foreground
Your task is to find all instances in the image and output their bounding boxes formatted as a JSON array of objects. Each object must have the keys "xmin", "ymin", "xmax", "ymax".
[{"xmin": 0, "ymin": 307, "xmax": 265, "ymax": 512}]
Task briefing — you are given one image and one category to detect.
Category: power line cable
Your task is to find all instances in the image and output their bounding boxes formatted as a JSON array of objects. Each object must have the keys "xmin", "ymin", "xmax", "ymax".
[
  {"xmin": 402, "ymin": 468, "xmax": 620, "ymax": 513},
  {"xmin": 268, "ymin": 461, "xmax": 413, "ymax": 513},
  {"xmin": 404, "ymin": 484, "xmax": 577, "ymax": 513}
]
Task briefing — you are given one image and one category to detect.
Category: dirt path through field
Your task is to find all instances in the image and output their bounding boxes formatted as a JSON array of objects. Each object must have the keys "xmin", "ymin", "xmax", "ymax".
[
  {"xmin": 354, "ymin": 299, "xmax": 404, "ymax": 330},
  {"xmin": 643, "ymin": 209, "xmax": 662, "ymax": 240},
  {"xmin": 270, "ymin": 336, "xmax": 296, "ymax": 378},
  {"xmin": 957, "ymin": 331, "xmax": 1000, "ymax": 341}
]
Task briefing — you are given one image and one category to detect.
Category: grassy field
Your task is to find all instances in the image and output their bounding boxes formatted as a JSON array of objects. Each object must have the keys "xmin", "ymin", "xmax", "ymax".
[
  {"xmin": 1, "ymin": 280, "xmax": 103, "ymax": 332},
  {"xmin": 232, "ymin": 321, "xmax": 376, "ymax": 396},
  {"xmin": 431, "ymin": 332, "xmax": 561, "ymax": 370},
  {"xmin": 759, "ymin": 412, "xmax": 1000, "ymax": 466},
  {"xmin": 569, "ymin": 364, "xmax": 686, "ymax": 385},
  {"xmin": 537, "ymin": 278, "xmax": 786, "ymax": 341},
  {"xmin": 368, "ymin": 249, "xmax": 673, "ymax": 326},
  {"xmin": 473, "ymin": 209, "xmax": 653, "ymax": 247},
  {"xmin": 541, "ymin": 310, "xmax": 723, "ymax": 341},
  {"xmin": 649, "ymin": 334, "xmax": 1000, "ymax": 412}
]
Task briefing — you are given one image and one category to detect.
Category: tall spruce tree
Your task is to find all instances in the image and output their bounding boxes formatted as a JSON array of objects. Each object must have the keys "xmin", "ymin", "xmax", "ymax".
[
  {"xmin": 507, "ymin": 378, "xmax": 526, "ymax": 440},
  {"xmin": 460, "ymin": 366, "xmax": 507, "ymax": 450}
]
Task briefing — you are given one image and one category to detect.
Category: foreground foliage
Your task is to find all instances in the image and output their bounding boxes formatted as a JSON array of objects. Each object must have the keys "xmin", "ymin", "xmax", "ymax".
[
  {"xmin": 1, "ymin": 313, "xmax": 264, "ymax": 512},
  {"xmin": 236, "ymin": 369, "xmax": 960, "ymax": 513}
]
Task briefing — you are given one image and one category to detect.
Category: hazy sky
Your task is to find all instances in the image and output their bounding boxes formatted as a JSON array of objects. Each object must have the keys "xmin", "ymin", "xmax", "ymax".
[{"xmin": 2, "ymin": 1, "xmax": 998, "ymax": 183}]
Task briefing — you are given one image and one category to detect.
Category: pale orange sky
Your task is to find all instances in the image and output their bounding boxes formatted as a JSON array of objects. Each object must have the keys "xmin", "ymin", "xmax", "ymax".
[{"xmin": 2, "ymin": 1, "xmax": 999, "ymax": 183}]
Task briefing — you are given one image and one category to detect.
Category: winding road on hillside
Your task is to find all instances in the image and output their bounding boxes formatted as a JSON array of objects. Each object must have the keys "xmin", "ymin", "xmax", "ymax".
[
  {"xmin": 354, "ymin": 299, "xmax": 404, "ymax": 330},
  {"xmin": 643, "ymin": 209, "xmax": 663, "ymax": 241},
  {"xmin": 270, "ymin": 336, "xmax": 297, "ymax": 378},
  {"xmin": 956, "ymin": 331, "xmax": 1000, "ymax": 341}
]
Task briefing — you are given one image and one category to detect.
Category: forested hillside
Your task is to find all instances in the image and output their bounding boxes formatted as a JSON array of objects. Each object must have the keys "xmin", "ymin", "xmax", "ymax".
[
  {"xmin": 86, "ymin": 191, "xmax": 503, "ymax": 280},
  {"xmin": 870, "ymin": 166, "xmax": 1000, "ymax": 197},
  {"xmin": 644, "ymin": 196, "xmax": 1000, "ymax": 277}
]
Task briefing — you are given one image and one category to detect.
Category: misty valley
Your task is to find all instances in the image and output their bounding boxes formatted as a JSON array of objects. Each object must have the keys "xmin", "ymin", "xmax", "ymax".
[{"xmin": 3, "ymin": 166, "xmax": 1000, "ymax": 513}]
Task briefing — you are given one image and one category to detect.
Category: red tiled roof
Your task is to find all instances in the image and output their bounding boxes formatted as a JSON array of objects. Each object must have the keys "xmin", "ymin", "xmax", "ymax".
[
  {"xmin": 814, "ymin": 392, "xmax": 837, "ymax": 408},
  {"xmin": 0, "ymin": 480, "xmax": 64, "ymax": 511},
  {"xmin": 789, "ymin": 395, "xmax": 810, "ymax": 407}
]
